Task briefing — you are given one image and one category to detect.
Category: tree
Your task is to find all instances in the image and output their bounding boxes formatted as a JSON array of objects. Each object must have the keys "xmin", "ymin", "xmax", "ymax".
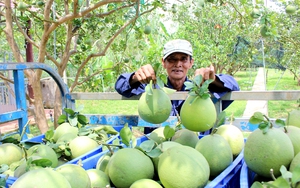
[{"xmin": 0, "ymin": 0, "xmax": 161, "ymax": 133}]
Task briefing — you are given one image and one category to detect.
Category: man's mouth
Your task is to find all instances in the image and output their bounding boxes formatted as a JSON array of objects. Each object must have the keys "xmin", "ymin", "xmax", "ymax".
[{"xmin": 172, "ymin": 69, "xmax": 183, "ymax": 73}]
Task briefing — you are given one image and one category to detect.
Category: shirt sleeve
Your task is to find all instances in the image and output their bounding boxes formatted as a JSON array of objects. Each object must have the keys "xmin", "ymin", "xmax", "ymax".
[
  {"xmin": 114, "ymin": 72, "xmax": 146, "ymax": 98},
  {"xmin": 210, "ymin": 74, "xmax": 240, "ymax": 110}
]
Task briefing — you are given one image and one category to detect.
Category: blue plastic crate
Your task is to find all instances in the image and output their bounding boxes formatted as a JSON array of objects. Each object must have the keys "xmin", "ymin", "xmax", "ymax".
[
  {"xmin": 77, "ymin": 134, "xmax": 244, "ymax": 188},
  {"xmin": 240, "ymin": 161, "xmax": 257, "ymax": 188}
]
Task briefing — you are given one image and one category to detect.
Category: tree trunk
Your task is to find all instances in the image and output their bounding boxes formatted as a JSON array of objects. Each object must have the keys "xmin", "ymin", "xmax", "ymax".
[
  {"xmin": 31, "ymin": 75, "xmax": 49, "ymax": 133},
  {"xmin": 54, "ymin": 85, "xmax": 62, "ymax": 129}
]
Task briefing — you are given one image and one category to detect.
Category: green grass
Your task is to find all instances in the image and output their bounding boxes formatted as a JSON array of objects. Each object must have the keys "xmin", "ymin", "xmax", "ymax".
[{"xmin": 77, "ymin": 68, "xmax": 299, "ymax": 119}]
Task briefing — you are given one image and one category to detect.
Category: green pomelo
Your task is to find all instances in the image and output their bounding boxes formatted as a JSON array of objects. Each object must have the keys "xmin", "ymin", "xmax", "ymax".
[
  {"xmin": 148, "ymin": 127, "xmax": 167, "ymax": 144},
  {"xmin": 250, "ymin": 8, "xmax": 261, "ymax": 19},
  {"xmin": 158, "ymin": 145, "xmax": 210, "ymax": 188},
  {"xmin": 13, "ymin": 156, "xmax": 43, "ymax": 178},
  {"xmin": 152, "ymin": 141, "xmax": 182, "ymax": 173},
  {"xmin": 138, "ymin": 89, "xmax": 172, "ymax": 124},
  {"xmin": 56, "ymin": 132, "xmax": 77, "ymax": 144},
  {"xmin": 281, "ymin": 126, "xmax": 300, "ymax": 156},
  {"xmin": 11, "ymin": 168, "xmax": 71, "ymax": 188},
  {"xmin": 27, "ymin": 144, "xmax": 58, "ymax": 168},
  {"xmin": 244, "ymin": 128, "xmax": 294, "ymax": 178},
  {"xmin": 56, "ymin": 164, "xmax": 91, "ymax": 188},
  {"xmin": 144, "ymin": 26, "xmax": 151, "ymax": 35},
  {"xmin": 171, "ymin": 129, "xmax": 199, "ymax": 148},
  {"xmin": 69, "ymin": 136, "xmax": 99, "ymax": 159},
  {"xmin": 180, "ymin": 95, "xmax": 217, "ymax": 132},
  {"xmin": 53, "ymin": 123, "xmax": 78, "ymax": 142},
  {"xmin": 195, "ymin": 134, "xmax": 233, "ymax": 177},
  {"xmin": 260, "ymin": 25, "xmax": 269, "ymax": 38},
  {"xmin": 95, "ymin": 152, "xmax": 112, "ymax": 172},
  {"xmin": 286, "ymin": 5, "xmax": 296, "ymax": 14},
  {"xmin": 287, "ymin": 109, "xmax": 300, "ymax": 128},
  {"xmin": 289, "ymin": 152, "xmax": 300, "ymax": 172},
  {"xmin": 107, "ymin": 148, "xmax": 154, "ymax": 188},
  {"xmin": 86, "ymin": 169, "xmax": 110, "ymax": 188},
  {"xmin": 215, "ymin": 124, "xmax": 245, "ymax": 157},
  {"xmin": 130, "ymin": 179, "xmax": 162, "ymax": 188},
  {"xmin": 0, "ymin": 143, "xmax": 23, "ymax": 165}
]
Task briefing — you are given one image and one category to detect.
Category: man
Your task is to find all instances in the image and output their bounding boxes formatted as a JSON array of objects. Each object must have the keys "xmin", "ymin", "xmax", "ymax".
[{"xmin": 115, "ymin": 39, "xmax": 239, "ymax": 132}]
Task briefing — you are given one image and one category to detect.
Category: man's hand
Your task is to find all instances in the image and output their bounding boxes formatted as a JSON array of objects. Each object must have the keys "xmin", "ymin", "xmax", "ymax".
[
  {"xmin": 131, "ymin": 64, "xmax": 156, "ymax": 85},
  {"xmin": 194, "ymin": 65, "xmax": 216, "ymax": 85}
]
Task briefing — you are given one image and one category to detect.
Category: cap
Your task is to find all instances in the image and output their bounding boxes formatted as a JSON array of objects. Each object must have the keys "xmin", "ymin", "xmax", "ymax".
[{"xmin": 163, "ymin": 39, "xmax": 193, "ymax": 60}]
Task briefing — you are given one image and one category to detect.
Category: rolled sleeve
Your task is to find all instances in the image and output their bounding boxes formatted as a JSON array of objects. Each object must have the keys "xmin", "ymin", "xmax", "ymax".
[{"xmin": 114, "ymin": 73, "xmax": 146, "ymax": 98}]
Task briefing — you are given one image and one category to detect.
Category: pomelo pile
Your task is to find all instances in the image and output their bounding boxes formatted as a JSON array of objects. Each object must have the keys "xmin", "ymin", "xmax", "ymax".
[
  {"xmin": 66, "ymin": 125, "xmax": 243, "ymax": 188},
  {"xmin": 243, "ymin": 111, "xmax": 300, "ymax": 187},
  {"xmin": 0, "ymin": 122, "xmax": 117, "ymax": 182}
]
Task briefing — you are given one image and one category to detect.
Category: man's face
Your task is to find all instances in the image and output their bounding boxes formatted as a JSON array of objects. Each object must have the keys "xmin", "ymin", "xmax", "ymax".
[{"xmin": 162, "ymin": 52, "xmax": 194, "ymax": 80}]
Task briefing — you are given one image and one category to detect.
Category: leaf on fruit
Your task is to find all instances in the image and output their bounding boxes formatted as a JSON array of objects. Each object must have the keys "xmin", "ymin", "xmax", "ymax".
[
  {"xmin": 280, "ymin": 165, "xmax": 292, "ymax": 180},
  {"xmin": 275, "ymin": 119, "xmax": 285, "ymax": 127},
  {"xmin": 77, "ymin": 114, "xmax": 88, "ymax": 125},
  {"xmin": 292, "ymin": 164, "xmax": 300, "ymax": 186},
  {"xmin": 120, "ymin": 124, "xmax": 132, "ymax": 147},
  {"xmin": 0, "ymin": 164, "xmax": 9, "ymax": 174},
  {"xmin": 64, "ymin": 108, "xmax": 75, "ymax": 116},
  {"xmin": 145, "ymin": 82, "xmax": 153, "ymax": 95},
  {"xmin": 57, "ymin": 114, "xmax": 67, "ymax": 124},
  {"xmin": 139, "ymin": 140, "xmax": 155, "ymax": 152},
  {"xmin": 249, "ymin": 112, "xmax": 265, "ymax": 124},
  {"xmin": 250, "ymin": 181, "xmax": 264, "ymax": 188},
  {"xmin": 146, "ymin": 147, "xmax": 162, "ymax": 158},
  {"xmin": 184, "ymin": 81, "xmax": 194, "ymax": 90},
  {"xmin": 271, "ymin": 176, "xmax": 290, "ymax": 188},
  {"xmin": 163, "ymin": 125, "xmax": 175, "ymax": 139},
  {"xmin": 156, "ymin": 78, "xmax": 164, "ymax": 89},
  {"xmin": 31, "ymin": 159, "xmax": 53, "ymax": 168},
  {"xmin": 103, "ymin": 126, "xmax": 118, "ymax": 135},
  {"xmin": 215, "ymin": 111, "xmax": 226, "ymax": 127}
]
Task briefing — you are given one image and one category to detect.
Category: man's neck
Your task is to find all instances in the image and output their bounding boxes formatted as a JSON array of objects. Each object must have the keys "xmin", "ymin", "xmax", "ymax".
[{"xmin": 169, "ymin": 78, "xmax": 186, "ymax": 91}]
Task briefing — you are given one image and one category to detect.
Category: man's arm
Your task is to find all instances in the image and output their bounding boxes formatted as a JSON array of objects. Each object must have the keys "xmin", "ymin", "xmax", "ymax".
[{"xmin": 114, "ymin": 73, "xmax": 146, "ymax": 98}]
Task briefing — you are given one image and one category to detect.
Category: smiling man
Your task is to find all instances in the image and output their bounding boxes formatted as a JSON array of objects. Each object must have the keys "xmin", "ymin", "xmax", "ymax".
[{"xmin": 114, "ymin": 39, "xmax": 239, "ymax": 119}]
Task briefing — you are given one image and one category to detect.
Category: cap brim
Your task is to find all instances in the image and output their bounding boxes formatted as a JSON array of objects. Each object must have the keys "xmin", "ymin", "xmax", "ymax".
[{"xmin": 163, "ymin": 49, "xmax": 192, "ymax": 60}]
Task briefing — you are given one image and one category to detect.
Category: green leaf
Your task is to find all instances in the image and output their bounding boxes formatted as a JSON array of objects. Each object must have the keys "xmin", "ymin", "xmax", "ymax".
[
  {"xmin": 216, "ymin": 111, "xmax": 227, "ymax": 127},
  {"xmin": 139, "ymin": 140, "xmax": 155, "ymax": 152},
  {"xmin": 249, "ymin": 112, "xmax": 265, "ymax": 124},
  {"xmin": 0, "ymin": 137, "xmax": 19, "ymax": 144},
  {"xmin": 64, "ymin": 148, "xmax": 71, "ymax": 156},
  {"xmin": 250, "ymin": 181, "xmax": 264, "ymax": 188},
  {"xmin": 275, "ymin": 119, "xmax": 285, "ymax": 127},
  {"xmin": 77, "ymin": 114, "xmax": 88, "ymax": 125},
  {"xmin": 145, "ymin": 83, "xmax": 153, "ymax": 95},
  {"xmin": 131, "ymin": 135, "xmax": 137, "ymax": 148},
  {"xmin": 272, "ymin": 176, "xmax": 290, "ymax": 188},
  {"xmin": 258, "ymin": 122, "xmax": 269, "ymax": 129},
  {"xmin": 184, "ymin": 81, "xmax": 194, "ymax": 90},
  {"xmin": 103, "ymin": 126, "xmax": 118, "ymax": 135},
  {"xmin": 0, "ymin": 176, "xmax": 6, "ymax": 187},
  {"xmin": 69, "ymin": 117, "xmax": 78, "ymax": 127},
  {"xmin": 31, "ymin": 159, "xmax": 52, "ymax": 168},
  {"xmin": 156, "ymin": 78, "xmax": 164, "ymax": 89},
  {"xmin": 45, "ymin": 129, "xmax": 54, "ymax": 141},
  {"xmin": 146, "ymin": 147, "xmax": 162, "ymax": 158},
  {"xmin": 0, "ymin": 164, "xmax": 9, "ymax": 173},
  {"xmin": 292, "ymin": 164, "xmax": 300, "ymax": 185},
  {"xmin": 193, "ymin": 75, "xmax": 202, "ymax": 86},
  {"xmin": 120, "ymin": 124, "xmax": 132, "ymax": 147},
  {"xmin": 57, "ymin": 114, "xmax": 67, "ymax": 124},
  {"xmin": 64, "ymin": 108, "xmax": 75, "ymax": 116},
  {"xmin": 280, "ymin": 165, "xmax": 292, "ymax": 180},
  {"xmin": 163, "ymin": 125, "xmax": 175, "ymax": 140}
]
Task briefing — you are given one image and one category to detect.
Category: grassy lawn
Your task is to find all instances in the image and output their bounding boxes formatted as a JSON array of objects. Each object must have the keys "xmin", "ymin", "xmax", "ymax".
[{"xmin": 76, "ymin": 68, "xmax": 299, "ymax": 119}]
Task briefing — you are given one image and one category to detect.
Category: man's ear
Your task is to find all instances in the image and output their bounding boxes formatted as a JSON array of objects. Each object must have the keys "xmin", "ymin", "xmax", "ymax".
[
  {"xmin": 190, "ymin": 59, "xmax": 194, "ymax": 68},
  {"xmin": 161, "ymin": 58, "xmax": 166, "ymax": 68}
]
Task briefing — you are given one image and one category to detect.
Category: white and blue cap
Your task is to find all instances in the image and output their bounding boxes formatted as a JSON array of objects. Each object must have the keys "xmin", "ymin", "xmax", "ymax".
[{"xmin": 163, "ymin": 39, "xmax": 193, "ymax": 60}]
